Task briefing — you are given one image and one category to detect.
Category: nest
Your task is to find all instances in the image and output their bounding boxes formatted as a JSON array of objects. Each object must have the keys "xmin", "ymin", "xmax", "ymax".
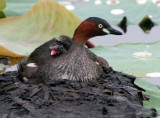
[{"xmin": 0, "ymin": 68, "xmax": 157, "ymax": 118}]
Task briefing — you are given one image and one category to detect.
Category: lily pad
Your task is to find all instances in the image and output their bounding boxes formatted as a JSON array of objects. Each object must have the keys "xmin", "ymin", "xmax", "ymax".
[
  {"xmin": 0, "ymin": 0, "xmax": 6, "ymax": 11},
  {"xmin": 91, "ymin": 41, "xmax": 160, "ymax": 77},
  {"xmin": 135, "ymin": 78, "xmax": 160, "ymax": 114},
  {"xmin": 0, "ymin": 1, "xmax": 81, "ymax": 57}
]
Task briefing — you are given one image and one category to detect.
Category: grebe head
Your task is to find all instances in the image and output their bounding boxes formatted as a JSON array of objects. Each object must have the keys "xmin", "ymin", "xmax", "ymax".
[{"xmin": 73, "ymin": 17, "xmax": 122, "ymax": 42}]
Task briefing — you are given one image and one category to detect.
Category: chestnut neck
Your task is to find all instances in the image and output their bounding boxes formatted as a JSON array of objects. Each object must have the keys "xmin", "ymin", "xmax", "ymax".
[{"xmin": 72, "ymin": 21, "xmax": 100, "ymax": 46}]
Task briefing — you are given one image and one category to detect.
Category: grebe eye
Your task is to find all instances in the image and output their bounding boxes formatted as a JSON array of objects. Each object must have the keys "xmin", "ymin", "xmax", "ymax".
[{"xmin": 98, "ymin": 24, "xmax": 103, "ymax": 28}]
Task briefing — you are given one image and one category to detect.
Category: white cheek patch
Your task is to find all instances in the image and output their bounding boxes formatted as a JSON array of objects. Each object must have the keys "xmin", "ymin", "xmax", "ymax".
[
  {"xmin": 103, "ymin": 28, "xmax": 110, "ymax": 34},
  {"xmin": 27, "ymin": 63, "xmax": 38, "ymax": 67}
]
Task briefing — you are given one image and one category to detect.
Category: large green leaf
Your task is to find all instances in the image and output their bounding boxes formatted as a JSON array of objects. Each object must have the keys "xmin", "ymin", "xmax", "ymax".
[
  {"xmin": 0, "ymin": 0, "xmax": 81, "ymax": 57},
  {"xmin": 0, "ymin": 0, "xmax": 6, "ymax": 11},
  {"xmin": 91, "ymin": 41, "xmax": 160, "ymax": 77},
  {"xmin": 135, "ymin": 78, "xmax": 160, "ymax": 114},
  {"xmin": 4, "ymin": 0, "xmax": 160, "ymax": 25}
]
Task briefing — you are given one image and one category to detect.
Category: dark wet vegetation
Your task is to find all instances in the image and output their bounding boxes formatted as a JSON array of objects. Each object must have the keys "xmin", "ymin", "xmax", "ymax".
[{"xmin": 0, "ymin": 68, "xmax": 157, "ymax": 118}]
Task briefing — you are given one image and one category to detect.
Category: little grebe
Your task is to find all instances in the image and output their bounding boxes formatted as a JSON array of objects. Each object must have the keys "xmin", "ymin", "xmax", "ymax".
[{"xmin": 18, "ymin": 17, "xmax": 122, "ymax": 84}]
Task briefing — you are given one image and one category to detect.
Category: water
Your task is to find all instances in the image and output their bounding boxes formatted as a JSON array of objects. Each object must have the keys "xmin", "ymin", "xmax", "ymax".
[
  {"xmin": 141, "ymin": 77, "xmax": 160, "ymax": 86},
  {"xmin": 90, "ymin": 25, "xmax": 160, "ymax": 46}
]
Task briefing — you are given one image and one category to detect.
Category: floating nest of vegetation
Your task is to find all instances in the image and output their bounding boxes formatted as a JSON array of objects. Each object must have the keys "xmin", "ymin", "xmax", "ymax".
[{"xmin": 0, "ymin": 67, "xmax": 157, "ymax": 118}]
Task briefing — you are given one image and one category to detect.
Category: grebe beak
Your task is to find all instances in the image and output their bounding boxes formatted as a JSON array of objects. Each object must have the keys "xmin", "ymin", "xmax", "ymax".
[{"xmin": 103, "ymin": 27, "xmax": 122, "ymax": 35}]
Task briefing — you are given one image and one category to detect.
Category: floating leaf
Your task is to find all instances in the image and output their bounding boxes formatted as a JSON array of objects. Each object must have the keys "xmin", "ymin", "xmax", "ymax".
[
  {"xmin": 135, "ymin": 78, "xmax": 160, "ymax": 114},
  {"xmin": 0, "ymin": 1, "xmax": 81, "ymax": 57},
  {"xmin": 0, "ymin": 0, "xmax": 6, "ymax": 11},
  {"xmin": 91, "ymin": 41, "xmax": 160, "ymax": 77}
]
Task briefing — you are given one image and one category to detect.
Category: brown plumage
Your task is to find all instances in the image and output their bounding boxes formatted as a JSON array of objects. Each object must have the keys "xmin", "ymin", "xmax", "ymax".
[{"xmin": 18, "ymin": 17, "xmax": 122, "ymax": 84}]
